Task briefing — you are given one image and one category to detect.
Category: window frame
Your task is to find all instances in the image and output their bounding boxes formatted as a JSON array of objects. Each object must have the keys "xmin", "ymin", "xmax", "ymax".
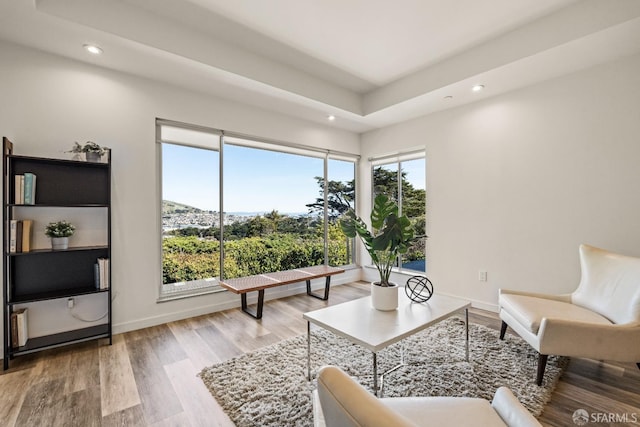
[
  {"xmin": 157, "ymin": 119, "xmax": 359, "ymax": 301},
  {"xmin": 370, "ymin": 150, "xmax": 426, "ymax": 274},
  {"xmin": 157, "ymin": 120, "xmax": 223, "ymax": 301}
]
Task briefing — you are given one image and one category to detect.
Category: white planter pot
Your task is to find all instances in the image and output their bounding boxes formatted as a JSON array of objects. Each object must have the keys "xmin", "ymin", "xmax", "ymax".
[
  {"xmin": 371, "ymin": 282, "xmax": 398, "ymax": 311},
  {"xmin": 85, "ymin": 152, "xmax": 102, "ymax": 162},
  {"xmin": 51, "ymin": 237, "xmax": 69, "ymax": 250}
]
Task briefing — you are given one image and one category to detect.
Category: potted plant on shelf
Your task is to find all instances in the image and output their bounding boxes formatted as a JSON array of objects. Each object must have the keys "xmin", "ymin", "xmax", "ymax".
[
  {"xmin": 68, "ymin": 141, "xmax": 109, "ymax": 162},
  {"xmin": 45, "ymin": 220, "xmax": 75, "ymax": 250},
  {"xmin": 340, "ymin": 194, "xmax": 415, "ymax": 311}
]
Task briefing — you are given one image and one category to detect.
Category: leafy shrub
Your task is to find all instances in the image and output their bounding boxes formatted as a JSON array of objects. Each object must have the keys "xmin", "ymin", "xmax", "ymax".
[{"xmin": 162, "ymin": 232, "xmax": 350, "ymax": 284}]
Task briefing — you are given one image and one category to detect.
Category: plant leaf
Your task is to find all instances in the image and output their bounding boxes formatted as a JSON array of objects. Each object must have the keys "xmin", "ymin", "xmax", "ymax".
[{"xmin": 370, "ymin": 194, "xmax": 397, "ymax": 230}]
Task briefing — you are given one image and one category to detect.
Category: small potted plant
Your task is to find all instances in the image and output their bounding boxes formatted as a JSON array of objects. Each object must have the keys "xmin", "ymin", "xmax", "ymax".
[
  {"xmin": 68, "ymin": 141, "xmax": 109, "ymax": 162},
  {"xmin": 340, "ymin": 194, "xmax": 415, "ymax": 310},
  {"xmin": 45, "ymin": 220, "xmax": 75, "ymax": 250}
]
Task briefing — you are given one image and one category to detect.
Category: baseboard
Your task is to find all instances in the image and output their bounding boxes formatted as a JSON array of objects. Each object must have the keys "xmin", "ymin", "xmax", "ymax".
[
  {"xmin": 112, "ymin": 271, "xmax": 498, "ymax": 335},
  {"xmin": 113, "ymin": 272, "xmax": 360, "ymax": 335},
  {"xmin": 470, "ymin": 299, "xmax": 499, "ymax": 313}
]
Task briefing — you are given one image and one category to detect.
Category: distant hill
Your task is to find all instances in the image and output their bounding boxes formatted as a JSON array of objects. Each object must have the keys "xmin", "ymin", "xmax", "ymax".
[{"xmin": 162, "ymin": 200, "xmax": 203, "ymax": 214}]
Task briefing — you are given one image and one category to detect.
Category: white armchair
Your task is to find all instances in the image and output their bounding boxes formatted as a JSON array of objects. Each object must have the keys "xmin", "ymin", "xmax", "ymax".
[
  {"xmin": 499, "ymin": 244, "xmax": 640, "ymax": 385},
  {"xmin": 314, "ymin": 365, "xmax": 541, "ymax": 427}
]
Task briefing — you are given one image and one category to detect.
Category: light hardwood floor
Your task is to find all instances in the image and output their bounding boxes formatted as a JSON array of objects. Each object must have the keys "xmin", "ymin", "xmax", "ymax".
[{"xmin": 1, "ymin": 282, "xmax": 638, "ymax": 426}]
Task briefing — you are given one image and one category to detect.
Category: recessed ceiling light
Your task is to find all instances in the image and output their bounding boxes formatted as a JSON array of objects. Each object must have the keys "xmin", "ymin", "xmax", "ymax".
[
  {"xmin": 83, "ymin": 44, "xmax": 103, "ymax": 55},
  {"xmin": 327, "ymin": 115, "xmax": 336, "ymax": 121},
  {"xmin": 472, "ymin": 84, "xmax": 485, "ymax": 92}
]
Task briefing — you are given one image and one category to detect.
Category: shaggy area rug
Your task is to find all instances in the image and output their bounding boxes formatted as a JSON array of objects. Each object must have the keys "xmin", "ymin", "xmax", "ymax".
[{"xmin": 199, "ymin": 317, "xmax": 566, "ymax": 427}]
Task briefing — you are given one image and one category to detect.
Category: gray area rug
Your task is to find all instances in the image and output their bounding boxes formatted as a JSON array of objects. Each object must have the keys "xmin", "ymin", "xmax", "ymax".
[{"xmin": 199, "ymin": 317, "xmax": 566, "ymax": 427}]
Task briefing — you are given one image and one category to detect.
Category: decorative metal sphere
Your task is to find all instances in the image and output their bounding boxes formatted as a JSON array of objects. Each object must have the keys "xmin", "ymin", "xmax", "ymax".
[{"xmin": 405, "ymin": 275, "xmax": 434, "ymax": 303}]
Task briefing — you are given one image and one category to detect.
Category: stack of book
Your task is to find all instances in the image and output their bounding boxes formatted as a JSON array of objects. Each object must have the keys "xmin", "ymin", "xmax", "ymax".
[
  {"xmin": 95, "ymin": 258, "xmax": 110, "ymax": 290},
  {"xmin": 14, "ymin": 173, "xmax": 36, "ymax": 204},
  {"xmin": 10, "ymin": 308, "xmax": 28, "ymax": 348},
  {"xmin": 9, "ymin": 219, "xmax": 32, "ymax": 253}
]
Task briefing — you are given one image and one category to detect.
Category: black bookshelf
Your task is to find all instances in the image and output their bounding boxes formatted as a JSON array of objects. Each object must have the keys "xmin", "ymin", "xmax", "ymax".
[{"xmin": 2, "ymin": 138, "xmax": 112, "ymax": 370}]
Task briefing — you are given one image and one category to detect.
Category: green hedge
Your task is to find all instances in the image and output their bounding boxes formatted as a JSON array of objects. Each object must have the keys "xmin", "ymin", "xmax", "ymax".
[{"xmin": 162, "ymin": 233, "xmax": 348, "ymax": 284}]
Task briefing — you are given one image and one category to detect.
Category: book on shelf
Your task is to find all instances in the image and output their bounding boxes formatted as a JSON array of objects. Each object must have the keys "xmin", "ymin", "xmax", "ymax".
[
  {"xmin": 10, "ymin": 312, "xmax": 18, "ymax": 348},
  {"xmin": 15, "ymin": 220, "xmax": 23, "ymax": 253},
  {"xmin": 14, "ymin": 175, "xmax": 24, "ymax": 204},
  {"xmin": 13, "ymin": 173, "xmax": 37, "ymax": 204},
  {"xmin": 23, "ymin": 173, "xmax": 36, "ymax": 205},
  {"xmin": 21, "ymin": 219, "xmax": 32, "ymax": 252},
  {"xmin": 9, "ymin": 219, "xmax": 18, "ymax": 253},
  {"xmin": 17, "ymin": 308, "xmax": 28, "ymax": 347},
  {"xmin": 94, "ymin": 263, "xmax": 100, "ymax": 289},
  {"xmin": 9, "ymin": 219, "xmax": 32, "ymax": 253},
  {"xmin": 97, "ymin": 258, "xmax": 110, "ymax": 290},
  {"xmin": 11, "ymin": 308, "xmax": 28, "ymax": 348}
]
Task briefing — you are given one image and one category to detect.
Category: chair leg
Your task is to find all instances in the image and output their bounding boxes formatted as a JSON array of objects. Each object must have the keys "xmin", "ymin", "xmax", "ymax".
[
  {"xmin": 499, "ymin": 321, "xmax": 508, "ymax": 340},
  {"xmin": 537, "ymin": 354, "xmax": 548, "ymax": 386}
]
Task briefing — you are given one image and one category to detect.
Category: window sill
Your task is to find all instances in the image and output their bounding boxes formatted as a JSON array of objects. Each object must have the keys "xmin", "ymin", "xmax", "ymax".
[
  {"xmin": 363, "ymin": 264, "xmax": 427, "ymax": 275},
  {"xmin": 157, "ymin": 282, "xmax": 226, "ymax": 303}
]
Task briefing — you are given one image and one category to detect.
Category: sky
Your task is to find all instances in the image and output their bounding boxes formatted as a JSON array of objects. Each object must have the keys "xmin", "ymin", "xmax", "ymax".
[
  {"xmin": 162, "ymin": 143, "xmax": 355, "ymax": 213},
  {"xmin": 162, "ymin": 141, "xmax": 424, "ymax": 213}
]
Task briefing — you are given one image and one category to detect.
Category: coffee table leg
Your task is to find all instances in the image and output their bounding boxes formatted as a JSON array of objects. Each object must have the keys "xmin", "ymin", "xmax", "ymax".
[
  {"xmin": 372, "ymin": 352, "xmax": 378, "ymax": 397},
  {"xmin": 307, "ymin": 321, "xmax": 311, "ymax": 381},
  {"xmin": 465, "ymin": 308, "xmax": 469, "ymax": 362}
]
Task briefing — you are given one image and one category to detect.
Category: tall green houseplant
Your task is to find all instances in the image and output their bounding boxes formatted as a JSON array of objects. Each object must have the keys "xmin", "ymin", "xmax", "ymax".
[{"xmin": 340, "ymin": 194, "xmax": 414, "ymax": 287}]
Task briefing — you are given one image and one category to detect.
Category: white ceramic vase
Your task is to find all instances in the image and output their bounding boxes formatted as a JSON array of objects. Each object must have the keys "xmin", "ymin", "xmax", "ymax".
[
  {"xmin": 85, "ymin": 152, "xmax": 101, "ymax": 162},
  {"xmin": 51, "ymin": 237, "xmax": 69, "ymax": 250},
  {"xmin": 370, "ymin": 282, "xmax": 398, "ymax": 311}
]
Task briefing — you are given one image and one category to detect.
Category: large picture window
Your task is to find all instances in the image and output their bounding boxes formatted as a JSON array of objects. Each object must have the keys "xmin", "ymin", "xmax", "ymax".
[
  {"xmin": 158, "ymin": 120, "xmax": 357, "ymax": 299},
  {"xmin": 372, "ymin": 152, "xmax": 426, "ymax": 272}
]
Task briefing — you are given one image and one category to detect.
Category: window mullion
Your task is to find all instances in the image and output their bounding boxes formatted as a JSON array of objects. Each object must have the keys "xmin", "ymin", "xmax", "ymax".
[
  {"xmin": 219, "ymin": 133, "xmax": 225, "ymax": 280},
  {"xmin": 323, "ymin": 154, "xmax": 329, "ymax": 266}
]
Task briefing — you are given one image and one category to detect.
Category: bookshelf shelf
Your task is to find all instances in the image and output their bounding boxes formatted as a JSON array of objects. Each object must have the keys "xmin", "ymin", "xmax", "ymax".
[
  {"xmin": 11, "ymin": 324, "xmax": 110, "ymax": 356},
  {"xmin": 2, "ymin": 138, "xmax": 112, "ymax": 370},
  {"xmin": 7, "ymin": 245, "xmax": 109, "ymax": 256},
  {"xmin": 9, "ymin": 287, "xmax": 109, "ymax": 304},
  {"xmin": 10, "ymin": 204, "xmax": 109, "ymax": 208}
]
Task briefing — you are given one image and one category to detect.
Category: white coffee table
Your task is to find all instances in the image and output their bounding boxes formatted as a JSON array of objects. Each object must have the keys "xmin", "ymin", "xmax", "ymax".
[{"xmin": 303, "ymin": 291, "xmax": 471, "ymax": 396}]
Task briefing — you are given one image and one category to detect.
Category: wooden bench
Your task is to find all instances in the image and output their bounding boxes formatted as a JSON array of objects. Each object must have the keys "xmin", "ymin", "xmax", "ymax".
[{"xmin": 219, "ymin": 265, "xmax": 345, "ymax": 319}]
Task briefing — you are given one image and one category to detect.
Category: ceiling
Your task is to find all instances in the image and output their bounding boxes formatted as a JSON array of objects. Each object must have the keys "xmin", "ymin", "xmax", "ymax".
[{"xmin": 1, "ymin": 0, "xmax": 640, "ymax": 132}]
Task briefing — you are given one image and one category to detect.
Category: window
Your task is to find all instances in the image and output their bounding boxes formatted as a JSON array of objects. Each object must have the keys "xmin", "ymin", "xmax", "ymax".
[
  {"xmin": 372, "ymin": 152, "xmax": 426, "ymax": 272},
  {"xmin": 158, "ymin": 120, "xmax": 358, "ymax": 299},
  {"xmin": 159, "ymin": 123, "xmax": 221, "ymax": 298},
  {"xmin": 223, "ymin": 137, "xmax": 326, "ymax": 278},
  {"xmin": 326, "ymin": 157, "xmax": 356, "ymax": 266}
]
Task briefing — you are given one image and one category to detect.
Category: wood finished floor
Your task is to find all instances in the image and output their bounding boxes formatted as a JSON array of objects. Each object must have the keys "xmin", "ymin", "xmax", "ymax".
[{"xmin": 1, "ymin": 282, "xmax": 639, "ymax": 426}]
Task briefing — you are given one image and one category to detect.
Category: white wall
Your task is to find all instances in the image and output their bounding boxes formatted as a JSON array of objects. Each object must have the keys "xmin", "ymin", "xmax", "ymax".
[
  {"xmin": 3, "ymin": 39, "xmax": 639, "ymax": 357},
  {"xmin": 360, "ymin": 53, "xmax": 640, "ymax": 311},
  {"xmin": 0, "ymin": 41, "xmax": 361, "ymax": 354}
]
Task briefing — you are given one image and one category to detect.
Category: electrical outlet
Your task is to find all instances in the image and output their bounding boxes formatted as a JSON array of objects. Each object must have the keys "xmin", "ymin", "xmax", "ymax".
[
  {"xmin": 478, "ymin": 271, "xmax": 488, "ymax": 282},
  {"xmin": 67, "ymin": 298, "xmax": 74, "ymax": 309}
]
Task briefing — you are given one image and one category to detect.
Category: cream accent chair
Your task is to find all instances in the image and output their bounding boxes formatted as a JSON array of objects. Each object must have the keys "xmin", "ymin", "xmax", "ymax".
[
  {"xmin": 313, "ymin": 366, "xmax": 541, "ymax": 427},
  {"xmin": 499, "ymin": 244, "xmax": 640, "ymax": 385}
]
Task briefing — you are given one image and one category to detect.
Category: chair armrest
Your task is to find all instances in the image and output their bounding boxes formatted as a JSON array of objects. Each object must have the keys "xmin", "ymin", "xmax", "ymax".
[
  {"xmin": 491, "ymin": 387, "xmax": 542, "ymax": 427},
  {"xmin": 313, "ymin": 390, "xmax": 326, "ymax": 427},
  {"xmin": 316, "ymin": 366, "xmax": 416, "ymax": 427},
  {"xmin": 538, "ymin": 319, "xmax": 640, "ymax": 361},
  {"xmin": 499, "ymin": 289, "xmax": 571, "ymax": 303}
]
